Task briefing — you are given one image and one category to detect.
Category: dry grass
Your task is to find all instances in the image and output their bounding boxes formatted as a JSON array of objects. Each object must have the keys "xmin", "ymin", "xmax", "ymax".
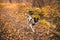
[{"xmin": 0, "ymin": 2, "xmax": 60, "ymax": 40}]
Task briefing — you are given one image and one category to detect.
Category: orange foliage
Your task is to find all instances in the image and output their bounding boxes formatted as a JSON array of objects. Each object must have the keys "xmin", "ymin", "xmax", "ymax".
[{"xmin": 0, "ymin": 3, "xmax": 19, "ymax": 10}]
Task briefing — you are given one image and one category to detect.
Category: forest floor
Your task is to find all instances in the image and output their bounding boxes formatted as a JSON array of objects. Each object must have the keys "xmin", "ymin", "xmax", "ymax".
[{"xmin": 0, "ymin": 3, "xmax": 60, "ymax": 40}]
